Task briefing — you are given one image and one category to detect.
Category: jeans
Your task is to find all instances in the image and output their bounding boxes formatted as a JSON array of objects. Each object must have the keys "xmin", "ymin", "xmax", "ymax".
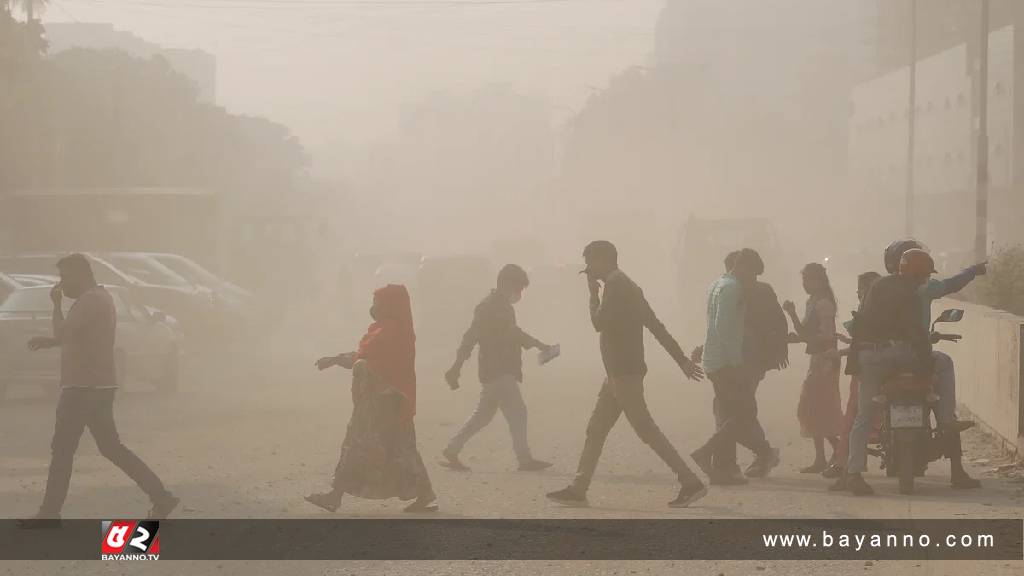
[
  {"xmin": 40, "ymin": 388, "xmax": 170, "ymax": 515},
  {"xmin": 932, "ymin": 351, "xmax": 956, "ymax": 425},
  {"xmin": 570, "ymin": 374, "xmax": 699, "ymax": 492},
  {"xmin": 846, "ymin": 344, "xmax": 918, "ymax": 474},
  {"xmin": 446, "ymin": 374, "xmax": 533, "ymax": 463},
  {"xmin": 700, "ymin": 367, "xmax": 771, "ymax": 467}
]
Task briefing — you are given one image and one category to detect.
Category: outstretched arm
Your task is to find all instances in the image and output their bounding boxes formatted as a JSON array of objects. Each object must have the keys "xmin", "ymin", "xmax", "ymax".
[
  {"xmin": 641, "ymin": 290, "xmax": 703, "ymax": 381},
  {"xmin": 518, "ymin": 327, "xmax": 547, "ymax": 351},
  {"xmin": 923, "ymin": 263, "xmax": 985, "ymax": 300}
]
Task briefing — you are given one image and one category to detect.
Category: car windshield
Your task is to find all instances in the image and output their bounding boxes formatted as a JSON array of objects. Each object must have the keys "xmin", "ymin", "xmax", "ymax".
[
  {"xmin": 153, "ymin": 255, "xmax": 223, "ymax": 289},
  {"xmin": 0, "ymin": 256, "xmax": 129, "ymax": 286},
  {"xmin": 0, "ymin": 287, "xmax": 129, "ymax": 317},
  {"xmin": 104, "ymin": 256, "xmax": 193, "ymax": 289}
]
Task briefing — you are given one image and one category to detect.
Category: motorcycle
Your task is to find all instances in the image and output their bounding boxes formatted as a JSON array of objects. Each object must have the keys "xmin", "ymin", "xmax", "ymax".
[{"xmin": 869, "ymin": 308, "xmax": 964, "ymax": 495}]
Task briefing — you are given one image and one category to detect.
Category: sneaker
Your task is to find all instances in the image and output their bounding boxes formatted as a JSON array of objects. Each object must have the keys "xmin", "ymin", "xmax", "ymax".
[
  {"xmin": 709, "ymin": 470, "xmax": 749, "ymax": 486},
  {"xmin": 304, "ymin": 492, "xmax": 342, "ymax": 513},
  {"xmin": 827, "ymin": 474, "xmax": 849, "ymax": 492},
  {"xmin": 846, "ymin": 473, "xmax": 874, "ymax": 496},
  {"xmin": 16, "ymin": 514, "xmax": 61, "ymax": 530},
  {"xmin": 745, "ymin": 448, "xmax": 781, "ymax": 478},
  {"xmin": 148, "ymin": 494, "xmax": 180, "ymax": 519},
  {"xmin": 546, "ymin": 486, "xmax": 588, "ymax": 507},
  {"xmin": 668, "ymin": 480, "xmax": 708, "ymax": 508},
  {"xmin": 518, "ymin": 459, "xmax": 554, "ymax": 472},
  {"xmin": 943, "ymin": 420, "xmax": 976, "ymax": 433},
  {"xmin": 951, "ymin": 474, "xmax": 982, "ymax": 490},
  {"xmin": 821, "ymin": 463, "xmax": 844, "ymax": 479},
  {"xmin": 690, "ymin": 448, "xmax": 714, "ymax": 478},
  {"xmin": 439, "ymin": 448, "xmax": 470, "ymax": 471}
]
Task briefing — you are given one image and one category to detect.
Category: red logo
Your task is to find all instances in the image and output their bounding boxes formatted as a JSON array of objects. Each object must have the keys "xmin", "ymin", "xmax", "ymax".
[{"xmin": 101, "ymin": 521, "xmax": 160, "ymax": 560}]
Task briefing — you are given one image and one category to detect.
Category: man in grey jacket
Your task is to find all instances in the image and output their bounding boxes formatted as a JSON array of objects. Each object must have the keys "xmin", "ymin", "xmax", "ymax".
[{"xmin": 442, "ymin": 264, "xmax": 556, "ymax": 471}]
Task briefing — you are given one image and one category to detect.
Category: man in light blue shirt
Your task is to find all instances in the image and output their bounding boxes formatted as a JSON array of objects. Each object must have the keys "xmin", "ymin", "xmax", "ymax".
[{"xmin": 691, "ymin": 250, "xmax": 779, "ymax": 483}]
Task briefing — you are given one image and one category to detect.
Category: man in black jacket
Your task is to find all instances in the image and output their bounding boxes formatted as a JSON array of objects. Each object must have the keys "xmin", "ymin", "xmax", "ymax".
[
  {"xmin": 842, "ymin": 249, "xmax": 935, "ymax": 496},
  {"xmin": 546, "ymin": 241, "xmax": 707, "ymax": 508},
  {"xmin": 442, "ymin": 264, "xmax": 556, "ymax": 471}
]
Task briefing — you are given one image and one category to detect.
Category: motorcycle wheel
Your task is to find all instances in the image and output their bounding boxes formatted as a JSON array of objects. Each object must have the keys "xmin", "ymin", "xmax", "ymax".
[{"xmin": 895, "ymin": 429, "xmax": 917, "ymax": 495}]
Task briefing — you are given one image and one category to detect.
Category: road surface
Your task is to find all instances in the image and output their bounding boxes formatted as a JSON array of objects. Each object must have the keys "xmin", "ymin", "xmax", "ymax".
[{"xmin": 2, "ymin": 335, "xmax": 1021, "ymax": 575}]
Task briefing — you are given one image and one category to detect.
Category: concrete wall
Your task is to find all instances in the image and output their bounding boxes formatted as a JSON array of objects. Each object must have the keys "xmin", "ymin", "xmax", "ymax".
[{"xmin": 938, "ymin": 298, "xmax": 1024, "ymax": 454}]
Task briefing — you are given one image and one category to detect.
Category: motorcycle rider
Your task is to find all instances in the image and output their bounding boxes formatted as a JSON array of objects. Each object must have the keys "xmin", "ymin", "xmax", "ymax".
[
  {"xmin": 840, "ymin": 249, "xmax": 936, "ymax": 495},
  {"xmin": 882, "ymin": 240, "xmax": 983, "ymax": 489}
]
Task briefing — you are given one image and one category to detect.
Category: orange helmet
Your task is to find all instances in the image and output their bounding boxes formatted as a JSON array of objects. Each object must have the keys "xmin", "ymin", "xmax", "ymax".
[{"xmin": 899, "ymin": 248, "xmax": 937, "ymax": 278}]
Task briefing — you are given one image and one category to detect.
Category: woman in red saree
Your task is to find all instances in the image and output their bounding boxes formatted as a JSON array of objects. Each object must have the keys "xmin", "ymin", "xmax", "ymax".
[{"xmin": 305, "ymin": 284, "xmax": 437, "ymax": 513}]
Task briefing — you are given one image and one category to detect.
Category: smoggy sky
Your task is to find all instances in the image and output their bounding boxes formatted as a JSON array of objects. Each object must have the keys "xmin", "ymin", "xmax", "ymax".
[{"xmin": 38, "ymin": 0, "xmax": 662, "ymax": 160}]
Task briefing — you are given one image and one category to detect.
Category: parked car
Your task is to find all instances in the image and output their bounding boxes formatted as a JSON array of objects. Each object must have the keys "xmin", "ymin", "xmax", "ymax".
[
  {"xmin": 1, "ymin": 273, "xmax": 56, "ymax": 306},
  {"xmin": 103, "ymin": 252, "xmax": 254, "ymax": 309},
  {"xmin": 0, "ymin": 253, "xmax": 220, "ymax": 346},
  {"xmin": 0, "ymin": 284, "xmax": 183, "ymax": 401}
]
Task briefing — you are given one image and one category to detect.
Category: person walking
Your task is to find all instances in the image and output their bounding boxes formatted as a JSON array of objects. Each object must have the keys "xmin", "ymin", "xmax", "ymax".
[
  {"xmin": 691, "ymin": 249, "xmax": 781, "ymax": 484},
  {"xmin": 20, "ymin": 254, "xmax": 179, "ymax": 527},
  {"xmin": 546, "ymin": 241, "xmax": 707, "ymax": 508},
  {"xmin": 824, "ymin": 271, "xmax": 881, "ymax": 484},
  {"xmin": 441, "ymin": 264, "xmax": 556, "ymax": 472},
  {"xmin": 304, "ymin": 284, "xmax": 437, "ymax": 513},
  {"xmin": 783, "ymin": 263, "xmax": 843, "ymax": 474}
]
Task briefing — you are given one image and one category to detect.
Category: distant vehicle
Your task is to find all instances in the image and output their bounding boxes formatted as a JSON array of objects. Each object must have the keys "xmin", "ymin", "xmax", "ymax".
[
  {"xmin": 0, "ymin": 253, "xmax": 221, "ymax": 344},
  {"xmin": 0, "ymin": 285, "xmax": 182, "ymax": 401}
]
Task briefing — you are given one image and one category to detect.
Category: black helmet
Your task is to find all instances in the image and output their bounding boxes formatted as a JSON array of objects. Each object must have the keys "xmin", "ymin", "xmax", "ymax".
[{"xmin": 883, "ymin": 239, "xmax": 928, "ymax": 274}]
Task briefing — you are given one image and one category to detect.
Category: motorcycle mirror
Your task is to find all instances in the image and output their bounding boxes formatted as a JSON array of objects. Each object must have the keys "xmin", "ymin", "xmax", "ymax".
[{"xmin": 934, "ymin": 309, "xmax": 964, "ymax": 324}]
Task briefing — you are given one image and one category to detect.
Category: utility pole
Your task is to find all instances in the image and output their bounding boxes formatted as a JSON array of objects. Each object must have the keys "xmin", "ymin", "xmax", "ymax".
[
  {"xmin": 975, "ymin": 0, "xmax": 990, "ymax": 261},
  {"xmin": 905, "ymin": 0, "xmax": 917, "ymax": 237}
]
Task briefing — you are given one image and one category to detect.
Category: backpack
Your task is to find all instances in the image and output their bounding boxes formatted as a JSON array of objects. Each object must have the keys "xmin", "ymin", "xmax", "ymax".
[{"xmin": 744, "ymin": 281, "xmax": 789, "ymax": 373}]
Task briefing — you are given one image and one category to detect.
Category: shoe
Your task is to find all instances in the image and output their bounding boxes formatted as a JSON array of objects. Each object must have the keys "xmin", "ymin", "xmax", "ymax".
[
  {"xmin": 668, "ymin": 480, "xmax": 708, "ymax": 508},
  {"xmin": 845, "ymin": 473, "xmax": 874, "ymax": 496},
  {"xmin": 709, "ymin": 470, "xmax": 749, "ymax": 486},
  {"xmin": 690, "ymin": 448, "xmax": 713, "ymax": 478},
  {"xmin": 827, "ymin": 474, "xmax": 849, "ymax": 492},
  {"xmin": 148, "ymin": 494, "xmax": 180, "ymax": 519},
  {"xmin": 518, "ymin": 459, "xmax": 554, "ymax": 472},
  {"xmin": 943, "ymin": 420, "xmax": 976, "ymax": 433},
  {"xmin": 439, "ymin": 448, "xmax": 470, "ymax": 471},
  {"xmin": 821, "ymin": 463, "xmax": 844, "ymax": 479},
  {"xmin": 800, "ymin": 461, "xmax": 827, "ymax": 474},
  {"xmin": 16, "ymin": 514, "xmax": 61, "ymax": 530},
  {"xmin": 745, "ymin": 448, "xmax": 781, "ymax": 478},
  {"xmin": 304, "ymin": 492, "xmax": 342, "ymax": 513},
  {"xmin": 546, "ymin": 486, "xmax": 589, "ymax": 507},
  {"xmin": 951, "ymin": 474, "xmax": 982, "ymax": 490},
  {"xmin": 403, "ymin": 495, "xmax": 439, "ymax": 513}
]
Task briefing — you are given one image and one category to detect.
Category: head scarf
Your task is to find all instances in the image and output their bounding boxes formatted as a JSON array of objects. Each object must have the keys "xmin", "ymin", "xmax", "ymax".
[{"xmin": 355, "ymin": 284, "xmax": 417, "ymax": 424}]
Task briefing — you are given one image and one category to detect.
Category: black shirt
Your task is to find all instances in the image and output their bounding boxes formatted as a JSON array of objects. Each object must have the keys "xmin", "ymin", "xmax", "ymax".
[
  {"xmin": 592, "ymin": 269, "xmax": 689, "ymax": 377},
  {"xmin": 856, "ymin": 274, "xmax": 933, "ymax": 376},
  {"xmin": 457, "ymin": 290, "xmax": 544, "ymax": 383}
]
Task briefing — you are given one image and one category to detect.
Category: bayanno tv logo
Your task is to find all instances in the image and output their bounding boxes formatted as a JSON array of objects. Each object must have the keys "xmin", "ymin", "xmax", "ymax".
[{"xmin": 100, "ymin": 520, "xmax": 161, "ymax": 560}]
